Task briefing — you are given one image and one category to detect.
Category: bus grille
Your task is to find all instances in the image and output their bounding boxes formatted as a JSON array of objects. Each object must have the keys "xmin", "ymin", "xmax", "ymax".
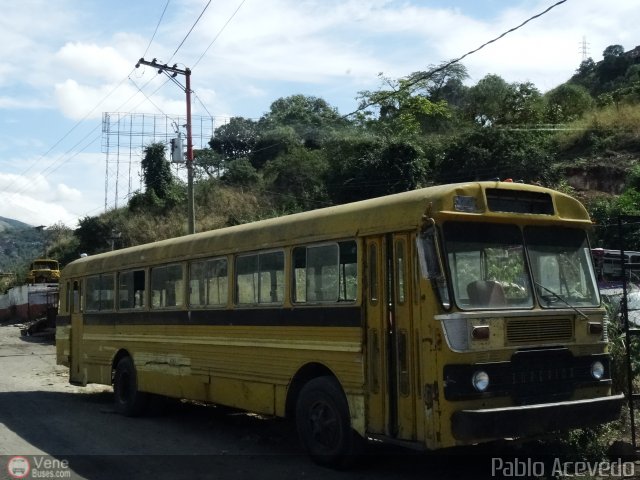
[
  {"xmin": 510, "ymin": 348, "xmax": 575, "ymax": 404},
  {"xmin": 506, "ymin": 317, "xmax": 573, "ymax": 344}
]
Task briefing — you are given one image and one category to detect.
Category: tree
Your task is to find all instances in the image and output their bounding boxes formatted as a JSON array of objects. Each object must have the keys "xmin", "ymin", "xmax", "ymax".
[
  {"xmin": 502, "ymin": 81, "xmax": 544, "ymax": 125},
  {"xmin": 129, "ymin": 142, "xmax": 182, "ymax": 212},
  {"xmin": 357, "ymin": 75, "xmax": 453, "ymax": 135},
  {"xmin": 209, "ymin": 117, "xmax": 259, "ymax": 161},
  {"xmin": 263, "ymin": 147, "xmax": 329, "ymax": 211},
  {"xmin": 324, "ymin": 134, "xmax": 428, "ymax": 204},
  {"xmin": 260, "ymin": 95, "xmax": 347, "ymax": 149},
  {"xmin": 222, "ymin": 158, "xmax": 260, "ymax": 187},
  {"xmin": 405, "ymin": 62, "xmax": 469, "ymax": 101},
  {"xmin": 570, "ymin": 58, "xmax": 598, "ymax": 94},
  {"xmin": 544, "ymin": 83, "xmax": 593, "ymax": 123},
  {"xmin": 141, "ymin": 142, "xmax": 173, "ymax": 200},
  {"xmin": 74, "ymin": 216, "xmax": 113, "ymax": 255},
  {"xmin": 465, "ymin": 74, "xmax": 511, "ymax": 126},
  {"xmin": 597, "ymin": 44, "xmax": 631, "ymax": 89},
  {"xmin": 193, "ymin": 148, "xmax": 224, "ymax": 180},
  {"xmin": 435, "ymin": 128, "xmax": 555, "ymax": 185},
  {"xmin": 250, "ymin": 126, "xmax": 299, "ymax": 170}
]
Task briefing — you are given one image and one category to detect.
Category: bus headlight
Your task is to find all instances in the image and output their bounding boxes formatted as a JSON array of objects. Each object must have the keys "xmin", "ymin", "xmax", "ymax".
[
  {"xmin": 590, "ymin": 361, "xmax": 605, "ymax": 380},
  {"xmin": 472, "ymin": 370, "xmax": 490, "ymax": 392}
]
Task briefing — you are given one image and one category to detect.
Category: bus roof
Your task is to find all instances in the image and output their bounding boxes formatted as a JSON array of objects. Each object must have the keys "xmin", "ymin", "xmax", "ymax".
[{"xmin": 62, "ymin": 182, "xmax": 591, "ymax": 278}]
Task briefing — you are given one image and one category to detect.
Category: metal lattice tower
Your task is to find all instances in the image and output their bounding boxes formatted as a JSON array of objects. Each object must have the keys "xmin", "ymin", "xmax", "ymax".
[
  {"xmin": 101, "ymin": 112, "xmax": 216, "ymax": 210},
  {"xmin": 579, "ymin": 36, "xmax": 590, "ymax": 62}
]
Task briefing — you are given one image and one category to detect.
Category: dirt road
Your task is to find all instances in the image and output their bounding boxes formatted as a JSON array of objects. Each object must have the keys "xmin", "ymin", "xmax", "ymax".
[{"xmin": 0, "ymin": 323, "xmax": 547, "ymax": 480}]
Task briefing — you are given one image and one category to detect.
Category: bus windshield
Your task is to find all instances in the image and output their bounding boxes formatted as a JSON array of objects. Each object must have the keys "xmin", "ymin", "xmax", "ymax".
[
  {"xmin": 443, "ymin": 222, "xmax": 533, "ymax": 310},
  {"xmin": 525, "ymin": 226, "xmax": 599, "ymax": 308},
  {"xmin": 442, "ymin": 222, "xmax": 599, "ymax": 310}
]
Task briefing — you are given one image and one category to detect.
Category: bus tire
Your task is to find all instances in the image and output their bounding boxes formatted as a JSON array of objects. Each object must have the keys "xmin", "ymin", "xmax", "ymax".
[
  {"xmin": 295, "ymin": 376, "xmax": 362, "ymax": 468},
  {"xmin": 113, "ymin": 356, "xmax": 149, "ymax": 417}
]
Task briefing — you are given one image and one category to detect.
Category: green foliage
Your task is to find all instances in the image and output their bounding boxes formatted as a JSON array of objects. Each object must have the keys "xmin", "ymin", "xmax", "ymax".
[
  {"xmin": 571, "ymin": 44, "xmax": 639, "ymax": 97},
  {"xmin": 465, "ymin": 74, "xmax": 511, "ymax": 126},
  {"xmin": 75, "ymin": 215, "xmax": 114, "ymax": 255},
  {"xmin": 45, "ymin": 222, "xmax": 79, "ymax": 267},
  {"xmin": 324, "ymin": 134, "xmax": 428, "ymax": 204},
  {"xmin": 435, "ymin": 128, "xmax": 555, "ymax": 184},
  {"xmin": 250, "ymin": 126, "xmax": 298, "ymax": 169},
  {"xmin": 222, "ymin": 158, "xmax": 261, "ymax": 187},
  {"xmin": 141, "ymin": 143, "xmax": 173, "ymax": 199},
  {"xmin": 194, "ymin": 148, "xmax": 224, "ymax": 179},
  {"xmin": 131, "ymin": 142, "xmax": 183, "ymax": 214},
  {"xmin": 587, "ymin": 166, "xmax": 640, "ymax": 250},
  {"xmin": 260, "ymin": 94, "xmax": 347, "ymax": 148},
  {"xmin": 544, "ymin": 83, "xmax": 593, "ymax": 123},
  {"xmin": 502, "ymin": 81, "xmax": 544, "ymax": 125},
  {"xmin": 357, "ymin": 74, "xmax": 455, "ymax": 135},
  {"xmin": 209, "ymin": 117, "xmax": 259, "ymax": 162},
  {"xmin": 263, "ymin": 147, "xmax": 328, "ymax": 211},
  {"xmin": 605, "ymin": 299, "xmax": 640, "ymax": 393}
]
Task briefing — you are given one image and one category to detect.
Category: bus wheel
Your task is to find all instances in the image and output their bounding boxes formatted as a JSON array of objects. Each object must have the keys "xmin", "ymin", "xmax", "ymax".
[
  {"xmin": 295, "ymin": 376, "xmax": 361, "ymax": 468},
  {"xmin": 113, "ymin": 356, "xmax": 149, "ymax": 417}
]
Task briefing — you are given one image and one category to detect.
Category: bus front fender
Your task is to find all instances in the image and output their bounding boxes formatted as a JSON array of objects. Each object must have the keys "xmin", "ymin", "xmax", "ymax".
[{"xmin": 451, "ymin": 394, "xmax": 624, "ymax": 441}]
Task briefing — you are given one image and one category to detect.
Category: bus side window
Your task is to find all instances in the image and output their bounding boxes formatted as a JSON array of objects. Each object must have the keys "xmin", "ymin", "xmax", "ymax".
[
  {"xmin": 86, "ymin": 274, "xmax": 115, "ymax": 312},
  {"xmin": 119, "ymin": 270, "xmax": 146, "ymax": 309},
  {"xmin": 339, "ymin": 241, "xmax": 358, "ymax": 301},
  {"xmin": 72, "ymin": 281, "xmax": 81, "ymax": 314},
  {"xmin": 151, "ymin": 264, "xmax": 184, "ymax": 308},
  {"xmin": 190, "ymin": 258, "xmax": 228, "ymax": 307},
  {"xmin": 236, "ymin": 252, "xmax": 284, "ymax": 305},
  {"xmin": 292, "ymin": 244, "xmax": 339, "ymax": 303},
  {"xmin": 292, "ymin": 241, "xmax": 357, "ymax": 304}
]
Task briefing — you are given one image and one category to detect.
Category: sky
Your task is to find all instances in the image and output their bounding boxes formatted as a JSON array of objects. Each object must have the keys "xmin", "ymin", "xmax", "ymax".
[{"xmin": 0, "ymin": 0, "xmax": 638, "ymax": 228}]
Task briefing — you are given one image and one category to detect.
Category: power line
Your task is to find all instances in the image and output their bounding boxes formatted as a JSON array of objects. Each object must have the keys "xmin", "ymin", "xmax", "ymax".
[
  {"xmin": 344, "ymin": 0, "xmax": 568, "ymax": 118},
  {"xmin": 192, "ymin": 0, "xmax": 247, "ymax": 69},
  {"xmin": 8, "ymin": 1, "xmax": 177, "ymax": 210},
  {"xmin": 143, "ymin": 0, "xmax": 171, "ymax": 58},
  {"xmin": 169, "ymin": 0, "xmax": 212, "ymax": 63}
]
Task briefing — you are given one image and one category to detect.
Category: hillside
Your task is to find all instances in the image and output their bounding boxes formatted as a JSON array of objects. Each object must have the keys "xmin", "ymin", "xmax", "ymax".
[
  {"xmin": 6, "ymin": 42, "xmax": 640, "ymax": 267},
  {"xmin": 0, "ymin": 216, "xmax": 32, "ymax": 232},
  {"xmin": 0, "ymin": 219, "xmax": 46, "ymax": 282}
]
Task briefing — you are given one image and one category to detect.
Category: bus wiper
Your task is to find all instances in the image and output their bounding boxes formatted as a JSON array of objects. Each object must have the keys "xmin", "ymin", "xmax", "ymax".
[{"xmin": 533, "ymin": 281, "xmax": 589, "ymax": 320}]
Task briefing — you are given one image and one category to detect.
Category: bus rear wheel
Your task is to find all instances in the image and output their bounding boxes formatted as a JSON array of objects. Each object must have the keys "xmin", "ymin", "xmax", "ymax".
[
  {"xmin": 113, "ymin": 356, "xmax": 149, "ymax": 416},
  {"xmin": 295, "ymin": 376, "xmax": 362, "ymax": 468}
]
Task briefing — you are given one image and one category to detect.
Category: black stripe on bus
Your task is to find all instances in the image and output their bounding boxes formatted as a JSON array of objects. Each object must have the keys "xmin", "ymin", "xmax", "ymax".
[{"xmin": 75, "ymin": 306, "xmax": 362, "ymax": 327}]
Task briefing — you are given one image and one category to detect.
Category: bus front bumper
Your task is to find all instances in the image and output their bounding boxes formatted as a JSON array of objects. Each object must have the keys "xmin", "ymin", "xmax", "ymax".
[{"xmin": 451, "ymin": 394, "xmax": 625, "ymax": 441}]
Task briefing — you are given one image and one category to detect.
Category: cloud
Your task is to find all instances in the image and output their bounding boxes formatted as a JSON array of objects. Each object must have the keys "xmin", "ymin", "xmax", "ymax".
[
  {"xmin": 55, "ymin": 42, "xmax": 134, "ymax": 83},
  {"xmin": 1, "ymin": 0, "xmax": 639, "ymax": 228},
  {"xmin": 0, "ymin": 173, "xmax": 78, "ymax": 226},
  {"xmin": 54, "ymin": 183, "xmax": 82, "ymax": 203},
  {"xmin": 53, "ymin": 77, "xmax": 187, "ymax": 120}
]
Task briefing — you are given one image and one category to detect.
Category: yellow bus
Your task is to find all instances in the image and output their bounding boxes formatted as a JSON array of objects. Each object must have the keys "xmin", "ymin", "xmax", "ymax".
[
  {"xmin": 26, "ymin": 258, "xmax": 60, "ymax": 284},
  {"xmin": 56, "ymin": 181, "xmax": 623, "ymax": 466}
]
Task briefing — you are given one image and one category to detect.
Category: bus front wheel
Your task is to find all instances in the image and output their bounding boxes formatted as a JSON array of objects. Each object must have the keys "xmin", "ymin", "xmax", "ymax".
[
  {"xmin": 295, "ymin": 376, "xmax": 362, "ymax": 468},
  {"xmin": 113, "ymin": 356, "xmax": 149, "ymax": 416}
]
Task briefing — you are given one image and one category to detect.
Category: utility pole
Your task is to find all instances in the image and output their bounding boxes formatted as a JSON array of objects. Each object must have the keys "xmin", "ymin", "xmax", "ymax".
[{"xmin": 135, "ymin": 58, "xmax": 196, "ymax": 234}]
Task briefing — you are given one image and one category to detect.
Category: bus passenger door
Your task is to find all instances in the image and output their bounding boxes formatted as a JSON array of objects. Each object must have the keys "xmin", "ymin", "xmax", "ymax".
[
  {"xmin": 366, "ymin": 234, "xmax": 419, "ymax": 440},
  {"xmin": 388, "ymin": 233, "xmax": 418, "ymax": 440},
  {"xmin": 69, "ymin": 280, "xmax": 84, "ymax": 384},
  {"xmin": 365, "ymin": 238, "xmax": 386, "ymax": 434}
]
